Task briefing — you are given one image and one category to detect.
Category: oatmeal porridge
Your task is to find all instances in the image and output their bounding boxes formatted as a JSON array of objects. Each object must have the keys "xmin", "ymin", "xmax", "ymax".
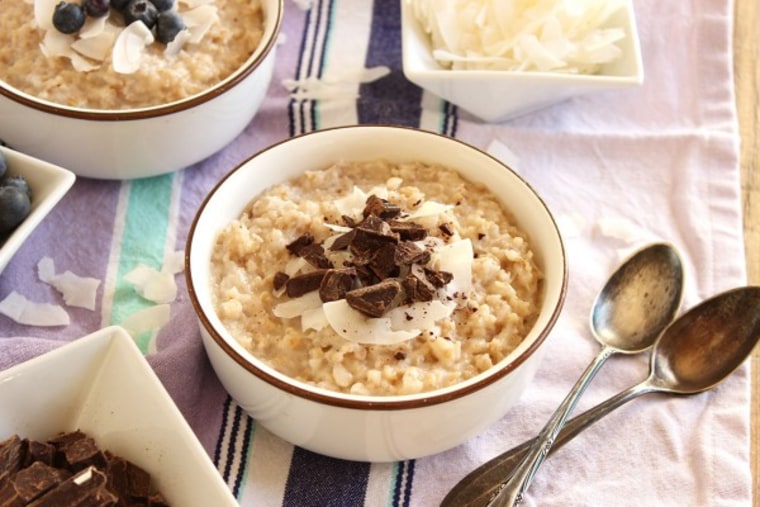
[
  {"xmin": 0, "ymin": 0, "xmax": 264, "ymax": 109},
  {"xmin": 210, "ymin": 160, "xmax": 542, "ymax": 396}
]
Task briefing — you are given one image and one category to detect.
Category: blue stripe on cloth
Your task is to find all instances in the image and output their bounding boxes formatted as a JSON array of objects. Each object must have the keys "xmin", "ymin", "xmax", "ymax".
[
  {"xmin": 358, "ymin": 0, "xmax": 423, "ymax": 126},
  {"xmin": 390, "ymin": 460, "xmax": 415, "ymax": 507},
  {"xmin": 231, "ymin": 415, "xmax": 255, "ymax": 498},
  {"xmin": 213, "ymin": 395, "xmax": 233, "ymax": 467},
  {"xmin": 283, "ymin": 447, "xmax": 370, "ymax": 506}
]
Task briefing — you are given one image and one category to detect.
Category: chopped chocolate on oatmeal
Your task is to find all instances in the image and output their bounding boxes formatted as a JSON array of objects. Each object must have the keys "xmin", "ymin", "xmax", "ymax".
[
  {"xmin": 319, "ymin": 268, "xmax": 357, "ymax": 302},
  {"xmin": 286, "ymin": 270, "xmax": 328, "ymax": 298},
  {"xmin": 346, "ymin": 279, "xmax": 402, "ymax": 318}
]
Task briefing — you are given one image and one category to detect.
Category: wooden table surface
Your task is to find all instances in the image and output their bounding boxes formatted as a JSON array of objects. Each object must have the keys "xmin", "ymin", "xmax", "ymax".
[{"xmin": 733, "ymin": 0, "xmax": 759, "ymax": 504}]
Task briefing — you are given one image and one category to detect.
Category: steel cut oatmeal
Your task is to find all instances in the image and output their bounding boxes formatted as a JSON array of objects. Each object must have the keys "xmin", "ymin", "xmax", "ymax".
[{"xmin": 210, "ymin": 160, "xmax": 542, "ymax": 396}]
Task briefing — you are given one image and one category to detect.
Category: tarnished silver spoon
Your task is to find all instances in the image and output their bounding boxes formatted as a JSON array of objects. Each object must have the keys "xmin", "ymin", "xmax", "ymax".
[
  {"xmin": 476, "ymin": 243, "xmax": 685, "ymax": 506},
  {"xmin": 442, "ymin": 285, "xmax": 760, "ymax": 507}
]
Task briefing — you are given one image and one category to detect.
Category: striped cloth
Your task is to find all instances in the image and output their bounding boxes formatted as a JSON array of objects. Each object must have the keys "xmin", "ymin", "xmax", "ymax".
[{"xmin": 0, "ymin": 0, "xmax": 751, "ymax": 505}]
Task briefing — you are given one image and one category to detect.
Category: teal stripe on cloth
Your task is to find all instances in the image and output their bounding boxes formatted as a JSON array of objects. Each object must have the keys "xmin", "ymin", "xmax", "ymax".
[{"xmin": 110, "ymin": 173, "xmax": 174, "ymax": 354}]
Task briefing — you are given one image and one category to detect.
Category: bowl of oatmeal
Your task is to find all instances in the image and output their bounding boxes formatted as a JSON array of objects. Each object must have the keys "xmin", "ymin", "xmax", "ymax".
[
  {"xmin": 0, "ymin": 0, "xmax": 282, "ymax": 180},
  {"xmin": 186, "ymin": 125, "xmax": 567, "ymax": 461}
]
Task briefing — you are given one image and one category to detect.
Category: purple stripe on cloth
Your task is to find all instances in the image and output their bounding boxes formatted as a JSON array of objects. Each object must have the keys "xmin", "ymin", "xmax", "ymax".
[
  {"xmin": 358, "ymin": 0, "xmax": 423, "ymax": 127},
  {"xmin": 283, "ymin": 447, "xmax": 370, "ymax": 506}
]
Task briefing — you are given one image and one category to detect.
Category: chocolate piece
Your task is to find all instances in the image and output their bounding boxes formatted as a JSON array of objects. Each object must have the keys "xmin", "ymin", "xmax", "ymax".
[
  {"xmin": 285, "ymin": 233, "xmax": 315, "ymax": 256},
  {"xmin": 58, "ymin": 436, "xmax": 107, "ymax": 473},
  {"xmin": 298, "ymin": 243, "xmax": 333, "ymax": 269},
  {"xmin": 11, "ymin": 461, "xmax": 70, "ymax": 503},
  {"xmin": 328, "ymin": 229, "xmax": 355, "ymax": 251},
  {"xmin": 363, "ymin": 195, "xmax": 401, "ymax": 219},
  {"xmin": 0, "ymin": 435, "xmax": 24, "ymax": 479},
  {"xmin": 388, "ymin": 220, "xmax": 427, "ymax": 241},
  {"xmin": 28, "ymin": 466, "xmax": 117, "ymax": 507},
  {"xmin": 319, "ymin": 268, "xmax": 356, "ymax": 302},
  {"xmin": 346, "ymin": 279, "xmax": 402, "ymax": 317},
  {"xmin": 368, "ymin": 243, "xmax": 400, "ymax": 280},
  {"xmin": 341, "ymin": 215, "xmax": 357, "ymax": 228},
  {"xmin": 23, "ymin": 440, "xmax": 55, "ymax": 468},
  {"xmin": 273, "ymin": 272, "xmax": 289, "ymax": 291},
  {"xmin": 425, "ymin": 268, "xmax": 453, "ymax": 288},
  {"xmin": 285, "ymin": 270, "xmax": 327, "ymax": 298},
  {"xmin": 350, "ymin": 215, "xmax": 399, "ymax": 257},
  {"xmin": 393, "ymin": 241, "xmax": 431, "ymax": 266},
  {"xmin": 402, "ymin": 265, "xmax": 436, "ymax": 302},
  {"xmin": 439, "ymin": 222, "xmax": 454, "ymax": 237}
]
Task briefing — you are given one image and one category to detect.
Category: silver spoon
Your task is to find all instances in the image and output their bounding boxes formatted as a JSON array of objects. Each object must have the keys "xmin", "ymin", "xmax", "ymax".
[
  {"xmin": 442, "ymin": 285, "xmax": 760, "ymax": 507},
  {"xmin": 486, "ymin": 243, "xmax": 684, "ymax": 506}
]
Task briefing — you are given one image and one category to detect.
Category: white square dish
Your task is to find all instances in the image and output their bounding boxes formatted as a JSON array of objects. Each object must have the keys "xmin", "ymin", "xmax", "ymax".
[
  {"xmin": 0, "ymin": 326, "xmax": 238, "ymax": 506},
  {"xmin": 400, "ymin": 0, "xmax": 644, "ymax": 122},
  {"xmin": 0, "ymin": 146, "xmax": 75, "ymax": 273}
]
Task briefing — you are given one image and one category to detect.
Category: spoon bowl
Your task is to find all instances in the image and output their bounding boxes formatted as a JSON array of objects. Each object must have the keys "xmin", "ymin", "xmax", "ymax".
[{"xmin": 442, "ymin": 286, "xmax": 760, "ymax": 507}]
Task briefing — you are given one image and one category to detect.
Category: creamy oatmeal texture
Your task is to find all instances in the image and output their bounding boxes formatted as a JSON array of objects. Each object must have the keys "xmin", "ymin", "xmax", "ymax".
[
  {"xmin": 0, "ymin": 0, "xmax": 263, "ymax": 109},
  {"xmin": 211, "ymin": 161, "xmax": 542, "ymax": 396}
]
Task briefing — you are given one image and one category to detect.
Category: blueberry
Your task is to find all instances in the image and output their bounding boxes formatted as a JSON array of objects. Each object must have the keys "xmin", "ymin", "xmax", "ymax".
[
  {"xmin": 156, "ymin": 11, "xmax": 184, "ymax": 43},
  {"xmin": 123, "ymin": 0, "xmax": 158, "ymax": 28},
  {"xmin": 0, "ymin": 186, "xmax": 31, "ymax": 234},
  {"xmin": 110, "ymin": 0, "xmax": 129, "ymax": 10},
  {"xmin": 150, "ymin": 0, "xmax": 173, "ymax": 11},
  {"xmin": 52, "ymin": 2, "xmax": 86, "ymax": 34},
  {"xmin": 83, "ymin": 0, "xmax": 110, "ymax": 17},
  {"xmin": 2, "ymin": 176, "xmax": 32, "ymax": 201},
  {"xmin": 0, "ymin": 152, "xmax": 6, "ymax": 181}
]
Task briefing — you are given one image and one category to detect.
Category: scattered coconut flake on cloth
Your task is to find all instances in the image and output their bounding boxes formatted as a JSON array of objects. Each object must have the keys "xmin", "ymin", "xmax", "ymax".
[
  {"xmin": 0, "ymin": 291, "xmax": 70, "ymax": 327},
  {"xmin": 406, "ymin": 0, "xmax": 626, "ymax": 72},
  {"xmin": 37, "ymin": 257, "xmax": 101, "ymax": 310},
  {"xmin": 124, "ymin": 264, "xmax": 177, "ymax": 304}
]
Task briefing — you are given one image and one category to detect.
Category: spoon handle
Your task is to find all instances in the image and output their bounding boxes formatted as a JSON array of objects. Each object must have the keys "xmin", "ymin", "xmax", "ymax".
[
  {"xmin": 483, "ymin": 347, "xmax": 617, "ymax": 506},
  {"xmin": 440, "ymin": 382, "xmax": 654, "ymax": 507}
]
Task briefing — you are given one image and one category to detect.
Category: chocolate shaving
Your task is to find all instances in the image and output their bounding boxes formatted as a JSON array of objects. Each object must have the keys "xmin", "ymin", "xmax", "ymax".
[
  {"xmin": 439, "ymin": 223, "xmax": 454, "ymax": 237},
  {"xmin": 346, "ymin": 279, "xmax": 402, "ymax": 318},
  {"xmin": 425, "ymin": 268, "xmax": 453, "ymax": 288},
  {"xmin": 273, "ymin": 272, "xmax": 289, "ymax": 291},
  {"xmin": 286, "ymin": 270, "xmax": 327, "ymax": 298}
]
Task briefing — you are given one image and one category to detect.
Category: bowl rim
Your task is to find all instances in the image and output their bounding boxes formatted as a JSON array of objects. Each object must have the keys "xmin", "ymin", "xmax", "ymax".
[
  {"xmin": 0, "ymin": 0, "xmax": 283, "ymax": 121},
  {"xmin": 185, "ymin": 124, "xmax": 568, "ymax": 410}
]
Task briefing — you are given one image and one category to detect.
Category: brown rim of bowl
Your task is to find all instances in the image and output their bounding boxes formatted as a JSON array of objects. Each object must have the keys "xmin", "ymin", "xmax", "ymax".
[
  {"xmin": 185, "ymin": 124, "xmax": 568, "ymax": 410},
  {"xmin": 0, "ymin": 0, "xmax": 283, "ymax": 121}
]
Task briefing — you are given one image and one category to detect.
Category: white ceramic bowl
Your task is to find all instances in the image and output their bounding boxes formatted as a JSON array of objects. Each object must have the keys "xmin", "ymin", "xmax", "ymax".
[
  {"xmin": 0, "ymin": 326, "xmax": 237, "ymax": 506},
  {"xmin": 186, "ymin": 125, "xmax": 567, "ymax": 462},
  {"xmin": 0, "ymin": 0, "xmax": 282, "ymax": 180},
  {"xmin": 400, "ymin": 1, "xmax": 644, "ymax": 122},
  {"xmin": 0, "ymin": 146, "xmax": 75, "ymax": 274}
]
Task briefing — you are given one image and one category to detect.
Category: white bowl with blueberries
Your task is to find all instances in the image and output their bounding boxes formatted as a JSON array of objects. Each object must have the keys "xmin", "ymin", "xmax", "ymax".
[
  {"xmin": 0, "ymin": 0, "xmax": 283, "ymax": 180},
  {"xmin": 0, "ymin": 146, "xmax": 75, "ymax": 274}
]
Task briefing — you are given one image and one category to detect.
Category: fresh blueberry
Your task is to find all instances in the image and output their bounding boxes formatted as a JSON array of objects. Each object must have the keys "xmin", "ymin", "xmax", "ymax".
[
  {"xmin": 123, "ymin": 0, "xmax": 158, "ymax": 28},
  {"xmin": 0, "ymin": 152, "xmax": 6, "ymax": 181},
  {"xmin": 2, "ymin": 176, "xmax": 32, "ymax": 201},
  {"xmin": 83, "ymin": 0, "xmax": 110, "ymax": 17},
  {"xmin": 156, "ymin": 11, "xmax": 185, "ymax": 43},
  {"xmin": 0, "ymin": 186, "xmax": 31, "ymax": 234},
  {"xmin": 110, "ymin": 0, "xmax": 129, "ymax": 10},
  {"xmin": 150, "ymin": 0, "xmax": 173, "ymax": 12},
  {"xmin": 52, "ymin": 2, "xmax": 86, "ymax": 34}
]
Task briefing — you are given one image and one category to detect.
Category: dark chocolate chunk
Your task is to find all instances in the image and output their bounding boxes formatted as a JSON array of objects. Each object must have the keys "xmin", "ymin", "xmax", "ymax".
[
  {"xmin": 28, "ymin": 466, "xmax": 117, "ymax": 507},
  {"xmin": 346, "ymin": 279, "xmax": 402, "ymax": 317},
  {"xmin": 389, "ymin": 220, "xmax": 427, "ymax": 241},
  {"xmin": 363, "ymin": 194, "xmax": 401, "ymax": 219},
  {"xmin": 425, "ymin": 268, "xmax": 453, "ymax": 288},
  {"xmin": 11, "ymin": 461, "xmax": 69, "ymax": 503},
  {"xmin": 273, "ymin": 272, "xmax": 289, "ymax": 291},
  {"xmin": 58, "ymin": 436, "xmax": 107, "ymax": 473},
  {"xmin": 368, "ymin": 243, "xmax": 400, "ymax": 280},
  {"xmin": 341, "ymin": 215, "xmax": 357, "ymax": 228},
  {"xmin": 23, "ymin": 440, "xmax": 55, "ymax": 468},
  {"xmin": 299, "ymin": 243, "xmax": 333, "ymax": 269},
  {"xmin": 0, "ymin": 435, "xmax": 25, "ymax": 479},
  {"xmin": 285, "ymin": 233, "xmax": 315, "ymax": 256},
  {"xmin": 328, "ymin": 229, "xmax": 355, "ymax": 251},
  {"xmin": 439, "ymin": 222, "xmax": 454, "ymax": 237},
  {"xmin": 402, "ymin": 265, "xmax": 436, "ymax": 302},
  {"xmin": 319, "ymin": 268, "xmax": 356, "ymax": 302},
  {"xmin": 350, "ymin": 215, "xmax": 398, "ymax": 256},
  {"xmin": 393, "ymin": 241, "xmax": 431, "ymax": 266},
  {"xmin": 285, "ymin": 270, "xmax": 327, "ymax": 298}
]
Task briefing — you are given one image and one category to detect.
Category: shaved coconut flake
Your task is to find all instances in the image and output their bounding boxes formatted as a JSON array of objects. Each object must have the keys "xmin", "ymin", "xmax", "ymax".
[
  {"xmin": 72, "ymin": 30, "xmax": 116, "ymax": 61},
  {"xmin": 40, "ymin": 29, "xmax": 77, "ymax": 57},
  {"xmin": 273, "ymin": 291, "xmax": 322, "ymax": 319},
  {"xmin": 163, "ymin": 250, "xmax": 186, "ymax": 275},
  {"xmin": 387, "ymin": 300, "xmax": 455, "ymax": 331},
  {"xmin": 432, "ymin": 238, "xmax": 473, "ymax": 296},
  {"xmin": 34, "ymin": 0, "xmax": 59, "ymax": 30},
  {"xmin": 178, "ymin": 0, "xmax": 214, "ymax": 7},
  {"xmin": 333, "ymin": 186, "xmax": 368, "ymax": 216},
  {"xmin": 37, "ymin": 256, "xmax": 56, "ymax": 282},
  {"xmin": 165, "ymin": 29, "xmax": 192, "ymax": 56},
  {"xmin": 301, "ymin": 306, "xmax": 329, "ymax": 331},
  {"xmin": 407, "ymin": 0, "xmax": 626, "ymax": 73},
  {"xmin": 404, "ymin": 200, "xmax": 453, "ymax": 220},
  {"xmin": 323, "ymin": 223, "xmax": 352, "ymax": 234},
  {"xmin": 284, "ymin": 256, "xmax": 309, "ymax": 277},
  {"xmin": 183, "ymin": 5, "xmax": 219, "ymax": 44},
  {"xmin": 323, "ymin": 300, "xmax": 420, "ymax": 345},
  {"xmin": 120, "ymin": 304, "xmax": 171, "ymax": 338},
  {"xmin": 124, "ymin": 264, "xmax": 177, "ymax": 304},
  {"xmin": 37, "ymin": 257, "xmax": 101, "ymax": 310},
  {"xmin": 112, "ymin": 21, "xmax": 154, "ymax": 74},
  {"xmin": 78, "ymin": 15, "xmax": 109, "ymax": 39},
  {"xmin": 0, "ymin": 291, "xmax": 70, "ymax": 327}
]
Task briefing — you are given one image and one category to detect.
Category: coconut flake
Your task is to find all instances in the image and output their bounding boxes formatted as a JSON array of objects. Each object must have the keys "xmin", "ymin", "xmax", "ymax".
[
  {"xmin": 37, "ymin": 257, "xmax": 101, "ymax": 310},
  {"xmin": 301, "ymin": 306, "xmax": 329, "ymax": 331},
  {"xmin": 120, "ymin": 304, "xmax": 171, "ymax": 338},
  {"xmin": 112, "ymin": 21, "xmax": 154, "ymax": 74},
  {"xmin": 124, "ymin": 264, "xmax": 177, "ymax": 304},
  {"xmin": 431, "ymin": 238, "xmax": 473, "ymax": 296},
  {"xmin": 182, "ymin": 5, "xmax": 219, "ymax": 44},
  {"xmin": 72, "ymin": 30, "xmax": 116, "ymax": 61},
  {"xmin": 0, "ymin": 291, "xmax": 70, "ymax": 327},
  {"xmin": 34, "ymin": 0, "xmax": 59, "ymax": 30},
  {"xmin": 272, "ymin": 291, "xmax": 323, "ymax": 319},
  {"xmin": 163, "ymin": 250, "xmax": 186, "ymax": 275},
  {"xmin": 404, "ymin": 200, "xmax": 454, "ymax": 220},
  {"xmin": 323, "ymin": 299, "xmax": 420, "ymax": 345},
  {"xmin": 164, "ymin": 29, "xmax": 192, "ymax": 56}
]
